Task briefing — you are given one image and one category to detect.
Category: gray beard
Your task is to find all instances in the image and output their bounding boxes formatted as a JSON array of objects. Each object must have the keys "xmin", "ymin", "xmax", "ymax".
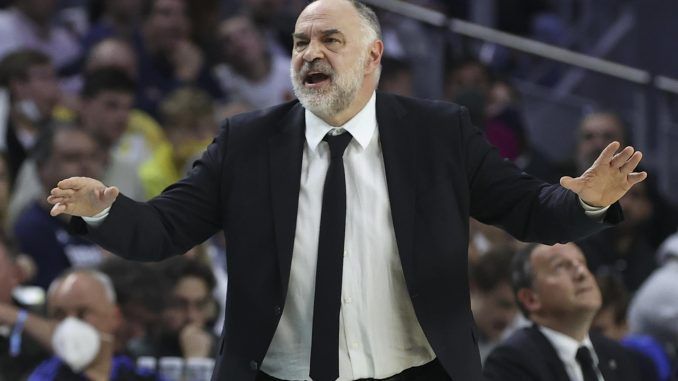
[{"xmin": 291, "ymin": 57, "xmax": 366, "ymax": 121}]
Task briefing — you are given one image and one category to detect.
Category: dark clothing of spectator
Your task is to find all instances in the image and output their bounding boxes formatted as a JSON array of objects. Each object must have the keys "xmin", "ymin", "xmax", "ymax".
[
  {"xmin": 28, "ymin": 355, "xmax": 164, "ymax": 381},
  {"xmin": 14, "ymin": 201, "xmax": 104, "ymax": 289}
]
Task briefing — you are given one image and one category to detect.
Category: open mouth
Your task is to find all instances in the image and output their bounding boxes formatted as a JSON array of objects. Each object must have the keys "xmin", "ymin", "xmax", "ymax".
[{"xmin": 304, "ymin": 72, "xmax": 331, "ymax": 87}]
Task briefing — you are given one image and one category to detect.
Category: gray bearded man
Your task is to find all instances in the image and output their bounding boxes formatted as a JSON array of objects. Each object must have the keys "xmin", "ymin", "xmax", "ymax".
[{"xmin": 48, "ymin": 1, "xmax": 646, "ymax": 380}]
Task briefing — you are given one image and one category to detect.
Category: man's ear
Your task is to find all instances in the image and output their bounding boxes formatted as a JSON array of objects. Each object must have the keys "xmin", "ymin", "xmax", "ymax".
[
  {"xmin": 517, "ymin": 288, "xmax": 540, "ymax": 314},
  {"xmin": 365, "ymin": 39, "xmax": 383, "ymax": 74}
]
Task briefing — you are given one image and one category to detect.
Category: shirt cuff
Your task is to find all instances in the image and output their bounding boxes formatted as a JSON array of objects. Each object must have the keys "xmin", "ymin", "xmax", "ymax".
[
  {"xmin": 81, "ymin": 207, "xmax": 111, "ymax": 226},
  {"xmin": 578, "ymin": 198, "xmax": 610, "ymax": 222}
]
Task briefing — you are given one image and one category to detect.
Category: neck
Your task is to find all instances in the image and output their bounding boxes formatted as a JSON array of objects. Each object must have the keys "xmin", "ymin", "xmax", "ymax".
[
  {"xmin": 532, "ymin": 312, "xmax": 593, "ymax": 342},
  {"xmin": 83, "ymin": 342, "xmax": 114, "ymax": 381}
]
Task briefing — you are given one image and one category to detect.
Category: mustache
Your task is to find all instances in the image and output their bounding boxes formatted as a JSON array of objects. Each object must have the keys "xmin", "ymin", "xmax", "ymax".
[{"xmin": 298, "ymin": 60, "xmax": 334, "ymax": 77}]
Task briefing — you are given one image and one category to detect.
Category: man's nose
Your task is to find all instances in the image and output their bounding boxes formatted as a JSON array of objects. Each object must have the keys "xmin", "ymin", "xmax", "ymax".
[{"xmin": 302, "ymin": 40, "xmax": 324, "ymax": 62}]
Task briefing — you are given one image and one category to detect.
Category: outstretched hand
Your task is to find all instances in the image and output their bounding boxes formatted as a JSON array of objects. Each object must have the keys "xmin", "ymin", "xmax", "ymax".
[
  {"xmin": 47, "ymin": 177, "xmax": 119, "ymax": 217},
  {"xmin": 560, "ymin": 141, "xmax": 647, "ymax": 207}
]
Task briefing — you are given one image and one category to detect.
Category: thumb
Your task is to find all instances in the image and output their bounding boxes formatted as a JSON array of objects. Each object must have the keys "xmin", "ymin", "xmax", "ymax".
[
  {"xmin": 101, "ymin": 186, "xmax": 120, "ymax": 204},
  {"xmin": 559, "ymin": 176, "xmax": 580, "ymax": 192}
]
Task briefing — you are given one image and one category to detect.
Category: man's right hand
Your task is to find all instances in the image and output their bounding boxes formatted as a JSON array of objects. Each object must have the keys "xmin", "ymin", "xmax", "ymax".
[{"xmin": 47, "ymin": 177, "xmax": 120, "ymax": 217}]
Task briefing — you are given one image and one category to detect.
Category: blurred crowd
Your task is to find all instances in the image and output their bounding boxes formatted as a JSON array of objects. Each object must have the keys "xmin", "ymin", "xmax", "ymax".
[{"xmin": 0, "ymin": 0, "xmax": 675, "ymax": 380}]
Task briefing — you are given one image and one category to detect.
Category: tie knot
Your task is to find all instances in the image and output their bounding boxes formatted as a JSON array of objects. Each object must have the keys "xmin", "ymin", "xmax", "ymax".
[
  {"xmin": 576, "ymin": 346, "xmax": 594, "ymax": 368},
  {"xmin": 323, "ymin": 131, "xmax": 352, "ymax": 159}
]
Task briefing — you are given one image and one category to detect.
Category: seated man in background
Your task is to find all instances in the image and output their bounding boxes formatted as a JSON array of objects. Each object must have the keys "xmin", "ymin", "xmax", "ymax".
[
  {"xmin": 483, "ymin": 243, "xmax": 647, "ymax": 381},
  {"xmin": 468, "ymin": 246, "xmax": 519, "ymax": 363},
  {"xmin": 133, "ymin": 256, "xmax": 218, "ymax": 360},
  {"xmin": 5, "ymin": 269, "xmax": 162, "ymax": 380}
]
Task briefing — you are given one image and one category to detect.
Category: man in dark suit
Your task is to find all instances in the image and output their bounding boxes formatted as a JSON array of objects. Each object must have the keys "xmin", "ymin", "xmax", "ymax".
[
  {"xmin": 47, "ymin": 1, "xmax": 647, "ymax": 380},
  {"xmin": 483, "ymin": 243, "xmax": 645, "ymax": 381}
]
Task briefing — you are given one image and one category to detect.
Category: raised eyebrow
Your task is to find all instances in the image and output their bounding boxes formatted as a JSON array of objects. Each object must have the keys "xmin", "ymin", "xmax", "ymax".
[
  {"xmin": 320, "ymin": 29, "xmax": 343, "ymax": 37},
  {"xmin": 292, "ymin": 32, "xmax": 308, "ymax": 40}
]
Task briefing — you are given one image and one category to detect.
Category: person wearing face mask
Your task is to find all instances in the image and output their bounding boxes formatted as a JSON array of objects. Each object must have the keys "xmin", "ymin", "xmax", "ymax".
[{"xmin": 1, "ymin": 269, "xmax": 164, "ymax": 381}]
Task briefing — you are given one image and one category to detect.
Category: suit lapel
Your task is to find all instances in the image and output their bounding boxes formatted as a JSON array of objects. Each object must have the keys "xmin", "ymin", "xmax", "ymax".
[
  {"xmin": 268, "ymin": 103, "xmax": 305, "ymax": 298},
  {"xmin": 376, "ymin": 93, "xmax": 418, "ymax": 288}
]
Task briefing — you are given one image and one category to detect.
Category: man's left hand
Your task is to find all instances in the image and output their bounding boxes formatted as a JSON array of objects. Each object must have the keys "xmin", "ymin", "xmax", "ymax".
[{"xmin": 560, "ymin": 141, "xmax": 647, "ymax": 207}]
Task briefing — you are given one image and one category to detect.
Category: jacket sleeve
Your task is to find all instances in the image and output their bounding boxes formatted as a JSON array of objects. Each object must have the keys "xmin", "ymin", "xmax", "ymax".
[
  {"xmin": 460, "ymin": 106, "xmax": 622, "ymax": 244},
  {"xmin": 482, "ymin": 344, "xmax": 540, "ymax": 381},
  {"xmin": 69, "ymin": 121, "xmax": 230, "ymax": 262}
]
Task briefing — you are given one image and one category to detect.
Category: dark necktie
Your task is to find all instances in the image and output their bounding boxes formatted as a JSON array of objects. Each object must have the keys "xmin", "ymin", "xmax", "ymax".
[
  {"xmin": 309, "ymin": 131, "xmax": 352, "ymax": 381},
  {"xmin": 576, "ymin": 346, "xmax": 599, "ymax": 381}
]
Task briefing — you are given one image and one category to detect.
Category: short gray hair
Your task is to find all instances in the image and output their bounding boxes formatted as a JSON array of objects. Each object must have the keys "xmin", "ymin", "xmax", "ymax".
[
  {"xmin": 49, "ymin": 268, "xmax": 117, "ymax": 304},
  {"xmin": 311, "ymin": 0, "xmax": 382, "ymax": 41}
]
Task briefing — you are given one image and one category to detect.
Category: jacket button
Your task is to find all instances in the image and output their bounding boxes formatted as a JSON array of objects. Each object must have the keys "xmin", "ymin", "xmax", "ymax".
[
  {"xmin": 249, "ymin": 360, "xmax": 259, "ymax": 370},
  {"xmin": 274, "ymin": 305, "xmax": 282, "ymax": 316}
]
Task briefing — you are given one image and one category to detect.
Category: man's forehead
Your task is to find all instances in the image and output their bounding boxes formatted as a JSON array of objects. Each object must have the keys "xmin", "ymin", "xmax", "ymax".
[
  {"xmin": 533, "ymin": 244, "xmax": 583, "ymax": 264},
  {"xmin": 295, "ymin": 0, "xmax": 360, "ymax": 30}
]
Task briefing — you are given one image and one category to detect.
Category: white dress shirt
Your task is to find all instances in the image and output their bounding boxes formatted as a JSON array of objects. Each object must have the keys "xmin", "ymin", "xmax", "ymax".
[
  {"xmin": 539, "ymin": 326, "xmax": 605, "ymax": 381},
  {"xmin": 260, "ymin": 93, "xmax": 435, "ymax": 380}
]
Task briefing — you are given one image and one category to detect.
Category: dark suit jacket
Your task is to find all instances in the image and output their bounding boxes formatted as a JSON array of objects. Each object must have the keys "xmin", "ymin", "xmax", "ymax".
[
  {"xmin": 71, "ymin": 93, "xmax": 621, "ymax": 381},
  {"xmin": 483, "ymin": 325, "xmax": 643, "ymax": 381}
]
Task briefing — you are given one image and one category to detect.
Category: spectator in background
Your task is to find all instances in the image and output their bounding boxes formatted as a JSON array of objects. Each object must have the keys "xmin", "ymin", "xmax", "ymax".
[
  {"xmin": 98, "ymin": 259, "xmax": 168, "ymax": 357},
  {"xmin": 0, "ymin": 0, "xmax": 81, "ymax": 73},
  {"xmin": 139, "ymin": 87, "xmax": 217, "ymax": 198},
  {"xmin": 0, "ymin": 49, "xmax": 60, "ymax": 184},
  {"xmin": 134, "ymin": 257, "xmax": 218, "ymax": 360},
  {"xmin": 132, "ymin": 0, "xmax": 224, "ymax": 118},
  {"xmin": 0, "ymin": 235, "xmax": 48, "ymax": 381},
  {"xmin": 239, "ymin": 0, "xmax": 298, "ymax": 57},
  {"xmin": 591, "ymin": 273, "xmax": 630, "ymax": 342},
  {"xmin": 26, "ymin": 269, "xmax": 163, "ymax": 380},
  {"xmin": 13, "ymin": 125, "xmax": 106, "ymax": 289},
  {"xmin": 469, "ymin": 246, "xmax": 519, "ymax": 363},
  {"xmin": 378, "ymin": 57, "xmax": 413, "ymax": 97},
  {"xmin": 82, "ymin": 0, "xmax": 145, "ymax": 52},
  {"xmin": 444, "ymin": 59, "xmax": 491, "ymax": 127},
  {"xmin": 628, "ymin": 232, "xmax": 678, "ymax": 363},
  {"xmin": 570, "ymin": 112, "xmax": 629, "ymax": 177},
  {"xmin": 484, "ymin": 243, "xmax": 645, "ymax": 381},
  {"xmin": 214, "ymin": 15, "xmax": 293, "ymax": 109}
]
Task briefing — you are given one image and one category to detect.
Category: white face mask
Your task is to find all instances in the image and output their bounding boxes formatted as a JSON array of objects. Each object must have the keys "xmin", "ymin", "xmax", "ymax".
[{"xmin": 51, "ymin": 317, "xmax": 101, "ymax": 372}]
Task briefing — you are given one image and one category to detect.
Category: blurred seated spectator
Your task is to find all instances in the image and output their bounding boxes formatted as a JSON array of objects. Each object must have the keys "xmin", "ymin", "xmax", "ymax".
[
  {"xmin": 444, "ymin": 59, "xmax": 491, "ymax": 127},
  {"xmin": 484, "ymin": 79, "xmax": 559, "ymax": 183},
  {"xmin": 0, "ymin": 268, "xmax": 164, "ymax": 380},
  {"xmin": 81, "ymin": 0, "xmax": 144, "ymax": 52},
  {"xmin": 378, "ymin": 57, "xmax": 413, "ymax": 97},
  {"xmin": 628, "ymin": 232, "xmax": 678, "ymax": 362},
  {"xmin": 577, "ymin": 176, "xmax": 671, "ymax": 292},
  {"xmin": 131, "ymin": 0, "xmax": 224, "ymax": 118},
  {"xmin": 484, "ymin": 243, "xmax": 647, "ymax": 381},
  {"xmin": 0, "ymin": 49, "xmax": 60, "ymax": 184},
  {"xmin": 139, "ymin": 87, "xmax": 217, "ymax": 198},
  {"xmin": 591, "ymin": 273, "xmax": 629, "ymax": 342},
  {"xmin": 98, "ymin": 259, "xmax": 169, "ymax": 356},
  {"xmin": 13, "ymin": 124, "xmax": 106, "ymax": 289},
  {"xmin": 239, "ymin": 0, "xmax": 298, "ymax": 58},
  {"xmin": 0, "ymin": 234, "xmax": 49, "ymax": 380},
  {"xmin": 213, "ymin": 15, "xmax": 293, "ymax": 109},
  {"xmin": 132, "ymin": 256, "xmax": 217, "ymax": 360},
  {"xmin": 0, "ymin": 0, "xmax": 81, "ymax": 74},
  {"xmin": 469, "ymin": 246, "xmax": 519, "ymax": 363}
]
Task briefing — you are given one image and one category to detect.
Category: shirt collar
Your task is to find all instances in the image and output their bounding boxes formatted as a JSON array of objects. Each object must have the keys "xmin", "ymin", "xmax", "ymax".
[
  {"xmin": 539, "ymin": 325, "xmax": 598, "ymax": 366},
  {"xmin": 304, "ymin": 92, "xmax": 377, "ymax": 152}
]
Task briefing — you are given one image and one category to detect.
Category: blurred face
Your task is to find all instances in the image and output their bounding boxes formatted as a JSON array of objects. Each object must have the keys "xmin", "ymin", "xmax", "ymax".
[
  {"xmin": 0, "ymin": 245, "xmax": 18, "ymax": 304},
  {"xmin": 81, "ymin": 91, "xmax": 134, "ymax": 146},
  {"xmin": 446, "ymin": 63, "xmax": 490, "ymax": 101},
  {"xmin": 14, "ymin": 64, "xmax": 60, "ymax": 118},
  {"xmin": 592, "ymin": 306, "xmax": 628, "ymax": 341},
  {"xmin": 618, "ymin": 181, "xmax": 652, "ymax": 228},
  {"xmin": 145, "ymin": 0, "xmax": 190, "ymax": 52},
  {"xmin": 48, "ymin": 274, "xmax": 119, "ymax": 334},
  {"xmin": 164, "ymin": 276, "xmax": 211, "ymax": 331},
  {"xmin": 106, "ymin": 0, "xmax": 143, "ymax": 21},
  {"xmin": 218, "ymin": 17, "xmax": 266, "ymax": 68},
  {"xmin": 576, "ymin": 114, "xmax": 626, "ymax": 172},
  {"xmin": 39, "ymin": 130, "xmax": 104, "ymax": 190},
  {"xmin": 522, "ymin": 244, "xmax": 602, "ymax": 319},
  {"xmin": 291, "ymin": 0, "xmax": 376, "ymax": 120},
  {"xmin": 471, "ymin": 281, "xmax": 517, "ymax": 341},
  {"xmin": 87, "ymin": 41, "xmax": 138, "ymax": 79}
]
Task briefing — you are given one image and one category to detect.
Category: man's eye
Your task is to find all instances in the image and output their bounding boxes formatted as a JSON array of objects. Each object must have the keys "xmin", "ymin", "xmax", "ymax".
[
  {"xmin": 325, "ymin": 38, "xmax": 339, "ymax": 44},
  {"xmin": 295, "ymin": 41, "xmax": 308, "ymax": 49}
]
